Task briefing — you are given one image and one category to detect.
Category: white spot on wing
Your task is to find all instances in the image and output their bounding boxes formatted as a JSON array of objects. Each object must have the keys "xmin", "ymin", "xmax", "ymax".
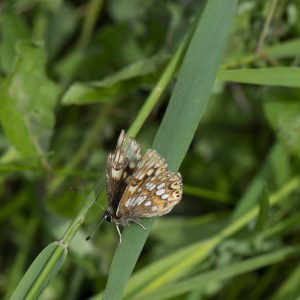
[
  {"xmin": 145, "ymin": 200, "xmax": 152, "ymax": 206},
  {"xmin": 147, "ymin": 169, "xmax": 154, "ymax": 176},
  {"xmin": 148, "ymin": 183, "xmax": 156, "ymax": 191},
  {"xmin": 129, "ymin": 185, "xmax": 138, "ymax": 193},
  {"xmin": 133, "ymin": 195, "xmax": 147, "ymax": 206},
  {"xmin": 137, "ymin": 173, "xmax": 145, "ymax": 180},
  {"xmin": 129, "ymin": 162, "xmax": 136, "ymax": 169},
  {"xmin": 112, "ymin": 169, "xmax": 122, "ymax": 179},
  {"xmin": 157, "ymin": 183, "xmax": 165, "ymax": 189},
  {"xmin": 156, "ymin": 188, "xmax": 165, "ymax": 196},
  {"xmin": 125, "ymin": 198, "xmax": 133, "ymax": 207}
]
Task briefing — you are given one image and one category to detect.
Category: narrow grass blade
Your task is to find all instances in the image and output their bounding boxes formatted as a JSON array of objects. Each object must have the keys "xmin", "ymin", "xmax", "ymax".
[
  {"xmin": 218, "ymin": 67, "xmax": 300, "ymax": 87},
  {"xmin": 9, "ymin": 188, "xmax": 94, "ymax": 300},
  {"xmin": 184, "ymin": 184, "xmax": 234, "ymax": 204},
  {"xmin": 263, "ymin": 38, "xmax": 300, "ymax": 59},
  {"xmin": 62, "ymin": 54, "xmax": 168, "ymax": 105},
  {"xmin": 136, "ymin": 246, "xmax": 300, "ymax": 300},
  {"xmin": 10, "ymin": 242, "xmax": 67, "ymax": 300},
  {"xmin": 253, "ymin": 184, "xmax": 270, "ymax": 233},
  {"xmin": 223, "ymin": 38, "xmax": 300, "ymax": 69},
  {"xmin": 272, "ymin": 265, "xmax": 300, "ymax": 300},
  {"xmin": 103, "ymin": 1, "xmax": 238, "ymax": 300}
]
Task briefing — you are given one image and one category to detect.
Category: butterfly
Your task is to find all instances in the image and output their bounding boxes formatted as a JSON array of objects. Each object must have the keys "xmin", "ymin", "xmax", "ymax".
[{"xmin": 88, "ymin": 130, "xmax": 183, "ymax": 243}]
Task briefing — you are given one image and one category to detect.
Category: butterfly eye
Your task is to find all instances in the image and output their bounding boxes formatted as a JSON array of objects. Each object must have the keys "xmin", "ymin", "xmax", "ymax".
[{"xmin": 105, "ymin": 214, "xmax": 112, "ymax": 222}]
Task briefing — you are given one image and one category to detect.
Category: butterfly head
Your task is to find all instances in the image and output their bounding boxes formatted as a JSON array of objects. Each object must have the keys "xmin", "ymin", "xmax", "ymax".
[{"xmin": 103, "ymin": 210, "xmax": 113, "ymax": 222}]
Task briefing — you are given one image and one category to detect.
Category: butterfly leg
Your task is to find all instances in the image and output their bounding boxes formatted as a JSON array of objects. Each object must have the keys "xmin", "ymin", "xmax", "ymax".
[
  {"xmin": 116, "ymin": 224, "xmax": 122, "ymax": 243},
  {"xmin": 131, "ymin": 219, "xmax": 147, "ymax": 231}
]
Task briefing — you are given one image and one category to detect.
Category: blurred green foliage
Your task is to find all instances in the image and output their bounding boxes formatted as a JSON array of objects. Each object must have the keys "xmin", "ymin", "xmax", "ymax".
[{"xmin": 0, "ymin": 0, "xmax": 300, "ymax": 299}]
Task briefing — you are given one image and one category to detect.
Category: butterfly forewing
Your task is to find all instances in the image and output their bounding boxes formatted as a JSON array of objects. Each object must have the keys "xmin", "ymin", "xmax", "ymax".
[
  {"xmin": 116, "ymin": 149, "xmax": 183, "ymax": 219},
  {"xmin": 106, "ymin": 130, "xmax": 142, "ymax": 213}
]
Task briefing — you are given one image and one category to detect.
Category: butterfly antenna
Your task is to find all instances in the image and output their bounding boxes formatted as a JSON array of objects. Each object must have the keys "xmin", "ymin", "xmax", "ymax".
[
  {"xmin": 69, "ymin": 187, "xmax": 105, "ymax": 210},
  {"xmin": 85, "ymin": 216, "xmax": 106, "ymax": 241}
]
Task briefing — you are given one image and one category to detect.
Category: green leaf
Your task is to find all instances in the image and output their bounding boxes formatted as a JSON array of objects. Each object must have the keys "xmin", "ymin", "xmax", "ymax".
[
  {"xmin": 0, "ymin": 41, "xmax": 59, "ymax": 160},
  {"xmin": 217, "ymin": 67, "xmax": 300, "ymax": 87},
  {"xmin": 10, "ymin": 242, "xmax": 67, "ymax": 300},
  {"xmin": 102, "ymin": 1, "xmax": 238, "ymax": 299},
  {"xmin": 62, "ymin": 53, "xmax": 169, "ymax": 105}
]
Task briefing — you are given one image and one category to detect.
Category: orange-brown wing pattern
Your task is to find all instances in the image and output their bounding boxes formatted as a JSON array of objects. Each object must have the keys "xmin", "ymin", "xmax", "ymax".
[{"xmin": 116, "ymin": 149, "xmax": 182, "ymax": 219}]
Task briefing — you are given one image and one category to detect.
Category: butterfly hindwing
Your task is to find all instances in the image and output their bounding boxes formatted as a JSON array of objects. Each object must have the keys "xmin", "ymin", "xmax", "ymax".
[{"xmin": 116, "ymin": 149, "xmax": 182, "ymax": 219}]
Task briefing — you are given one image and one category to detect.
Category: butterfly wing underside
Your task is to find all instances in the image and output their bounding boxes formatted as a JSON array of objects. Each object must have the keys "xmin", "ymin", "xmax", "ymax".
[
  {"xmin": 116, "ymin": 149, "xmax": 182, "ymax": 219},
  {"xmin": 106, "ymin": 130, "xmax": 142, "ymax": 213}
]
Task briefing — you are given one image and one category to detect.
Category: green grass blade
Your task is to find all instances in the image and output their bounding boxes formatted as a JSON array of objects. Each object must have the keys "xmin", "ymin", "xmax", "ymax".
[
  {"xmin": 218, "ymin": 67, "xmax": 300, "ymax": 87},
  {"xmin": 103, "ymin": 1, "xmax": 238, "ymax": 299},
  {"xmin": 272, "ymin": 265, "xmax": 300, "ymax": 300},
  {"xmin": 77, "ymin": 0, "xmax": 104, "ymax": 50},
  {"xmin": 9, "ymin": 242, "xmax": 67, "ymax": 300},
  {"xmin": 263, "ymin": 38, "xmax": 300, "ymax": 59},
  {"xmin": 128, "ymin": 33, "xmax": 190, "ymax": 138},
  {"xmin": 120, "ymin": 176, "xmax": 299, "ymax": 299},
  {"xmin": 253, "ymin": 184, "xmax": 270, "ymax": 233},
  {"xmin": 137, "ymin": 246, "xmax": 300, "ymax": 300},
  {"xmin": 9, "ymin": 189, "xmax": 94, "ymax": 300},
  {"xmin": 183, "ymin": 184, "xmax": 234, "ymax": 204},
  {"xmin": 62, "ymin": 54, "xmax": 168, "ymax": 105},
  {"xmin": 222, "ymin": 38, "xmax": 300, "ymax": 69}
]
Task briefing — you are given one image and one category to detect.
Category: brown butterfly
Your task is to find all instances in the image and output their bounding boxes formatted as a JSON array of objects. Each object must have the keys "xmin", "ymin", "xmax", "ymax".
[{"xmin": 88, "ymin": 130, "xmax": 182, "ymax": 242}]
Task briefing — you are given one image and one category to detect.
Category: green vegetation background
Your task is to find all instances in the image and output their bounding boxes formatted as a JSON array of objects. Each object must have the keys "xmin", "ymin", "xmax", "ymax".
[{"xmin": 1, "ymin": 0, "xmax": 300, "ymax": 299}]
